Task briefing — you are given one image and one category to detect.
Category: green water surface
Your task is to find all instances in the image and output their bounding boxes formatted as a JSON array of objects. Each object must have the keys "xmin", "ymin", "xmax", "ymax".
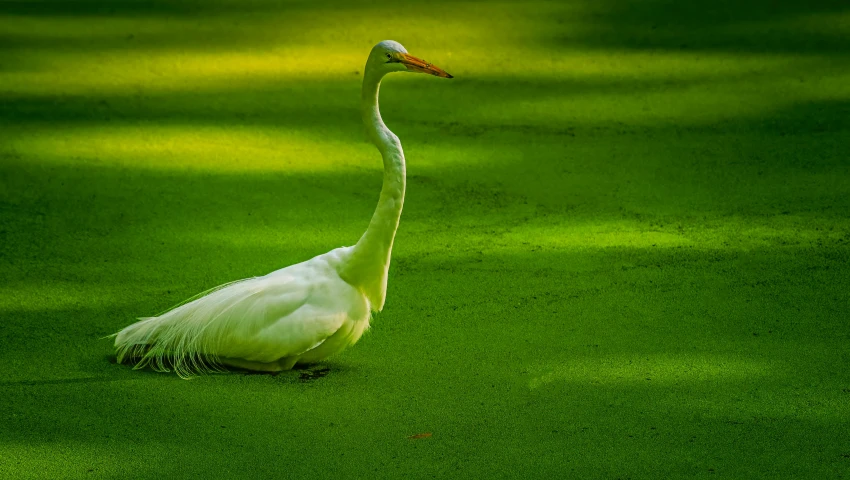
[{"xmin": 1, "ymin": 0, "xmax": 848, "ymax": 478}]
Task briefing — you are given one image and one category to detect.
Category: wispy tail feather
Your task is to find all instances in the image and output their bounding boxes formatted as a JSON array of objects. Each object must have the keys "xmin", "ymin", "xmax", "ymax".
[{"xmin": 112, "ymin": 278, "xmax": 259, "ymax": 378}]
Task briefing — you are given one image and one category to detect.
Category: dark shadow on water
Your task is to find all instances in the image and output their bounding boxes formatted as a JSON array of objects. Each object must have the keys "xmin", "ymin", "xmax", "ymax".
[
  {"xmin": 0, "ymin": 375, "xmax": 141, "ymax": 387},
  {"xmin": 237, "ymin": 364, "xmax": 335, "ymax": 381},
  {"xmin": 551, "ymin": 0, "xmax": 850, "ymax": 54},
  {"xmin": 296, "ymin": 365, "xmax": 331, "ymax": 382},
  {"xmin": 0, "ymin": 80, "xmax": 363, "ymax": 135}
]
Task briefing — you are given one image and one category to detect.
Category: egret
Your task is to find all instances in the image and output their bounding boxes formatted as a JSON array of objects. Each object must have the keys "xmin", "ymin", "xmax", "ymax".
[{"xmin": 112, "ymin": 40, "xmax": 452, "ymax": 378}]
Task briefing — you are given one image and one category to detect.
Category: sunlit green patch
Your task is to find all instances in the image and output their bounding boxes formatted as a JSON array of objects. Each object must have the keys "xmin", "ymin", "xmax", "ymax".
[
  {"xmin": 3, "ymin": 125, "xmax": 376, "ymax": 172},
  {"xmin": 528, "ymin": 354, "xmax": 771, "ymax": 388},
  {"xmin": 0, "ymin": 282, "xmax": 122, "ymax": 313}
]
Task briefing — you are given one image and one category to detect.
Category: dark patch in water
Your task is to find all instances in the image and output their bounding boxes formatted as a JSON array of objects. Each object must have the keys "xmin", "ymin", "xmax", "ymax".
[{"xmin": 298, "ymin": 366, "xmax": 331, "ymax": 382}]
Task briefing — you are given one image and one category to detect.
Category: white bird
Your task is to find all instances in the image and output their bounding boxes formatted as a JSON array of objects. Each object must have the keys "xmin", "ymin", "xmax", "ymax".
[{"xmin": 113, "ymin": 40, "xmax": 452, "ymax": 378}]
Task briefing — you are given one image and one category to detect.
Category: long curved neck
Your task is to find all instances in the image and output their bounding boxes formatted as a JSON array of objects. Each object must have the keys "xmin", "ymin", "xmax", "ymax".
[{"xmin": 338, "ymin": 69, "xmax": 406, "ymax": 311}]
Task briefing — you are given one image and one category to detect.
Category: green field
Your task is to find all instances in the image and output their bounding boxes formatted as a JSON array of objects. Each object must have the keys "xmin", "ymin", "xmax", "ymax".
[{"xmin": 2, "ymin": 0, "xmax": 849, "ymax": 478}]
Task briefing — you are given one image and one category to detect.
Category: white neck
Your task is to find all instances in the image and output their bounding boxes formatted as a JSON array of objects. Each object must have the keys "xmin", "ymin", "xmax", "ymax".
[{"xmin": 338, "ymin": 68, "xmax": 406, "ymax": 311}]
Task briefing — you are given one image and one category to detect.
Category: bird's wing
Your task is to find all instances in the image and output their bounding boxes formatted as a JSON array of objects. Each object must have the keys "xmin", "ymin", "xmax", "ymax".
[{"xmin": 217, "ymin": 292, "xmax": 351, "ymax": 363}]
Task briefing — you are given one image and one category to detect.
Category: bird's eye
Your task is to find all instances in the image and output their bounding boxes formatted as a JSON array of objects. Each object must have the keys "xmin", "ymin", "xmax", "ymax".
[{"xmin": 385, "ymin": 53, "xmax": 393, "ymax": 62}]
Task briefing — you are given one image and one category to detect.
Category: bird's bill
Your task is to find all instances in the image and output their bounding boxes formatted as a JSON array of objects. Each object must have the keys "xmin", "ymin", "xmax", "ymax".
[{"xmin": 397, "ymin": 53, "xmax": 453, "ymax": 78}]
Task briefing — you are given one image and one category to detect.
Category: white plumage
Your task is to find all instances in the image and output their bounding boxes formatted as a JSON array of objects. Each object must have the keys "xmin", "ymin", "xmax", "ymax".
[{"xmin": 112, "ymin": 40, "xmax": 452, "ymax": 377}]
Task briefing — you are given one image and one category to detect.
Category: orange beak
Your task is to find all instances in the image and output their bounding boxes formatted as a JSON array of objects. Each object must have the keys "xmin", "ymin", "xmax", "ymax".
[{"xmin": 396, "ymin": 52, "xmax": 453, "ymax": 78}]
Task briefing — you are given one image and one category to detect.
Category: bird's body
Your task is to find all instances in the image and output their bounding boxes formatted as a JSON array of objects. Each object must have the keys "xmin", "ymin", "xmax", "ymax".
[
  {"xmin": 115, "ymin": 247, "xmax": 369, "ymax": 376},
  {"xmin": 113, "ymin": 40, "xmax": 452, "ymax": 377}
]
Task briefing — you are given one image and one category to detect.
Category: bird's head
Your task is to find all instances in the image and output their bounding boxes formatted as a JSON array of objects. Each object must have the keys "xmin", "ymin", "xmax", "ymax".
[{"xmin": 366, "ymin": 40, "xmax": 453, "ymax": 79}]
